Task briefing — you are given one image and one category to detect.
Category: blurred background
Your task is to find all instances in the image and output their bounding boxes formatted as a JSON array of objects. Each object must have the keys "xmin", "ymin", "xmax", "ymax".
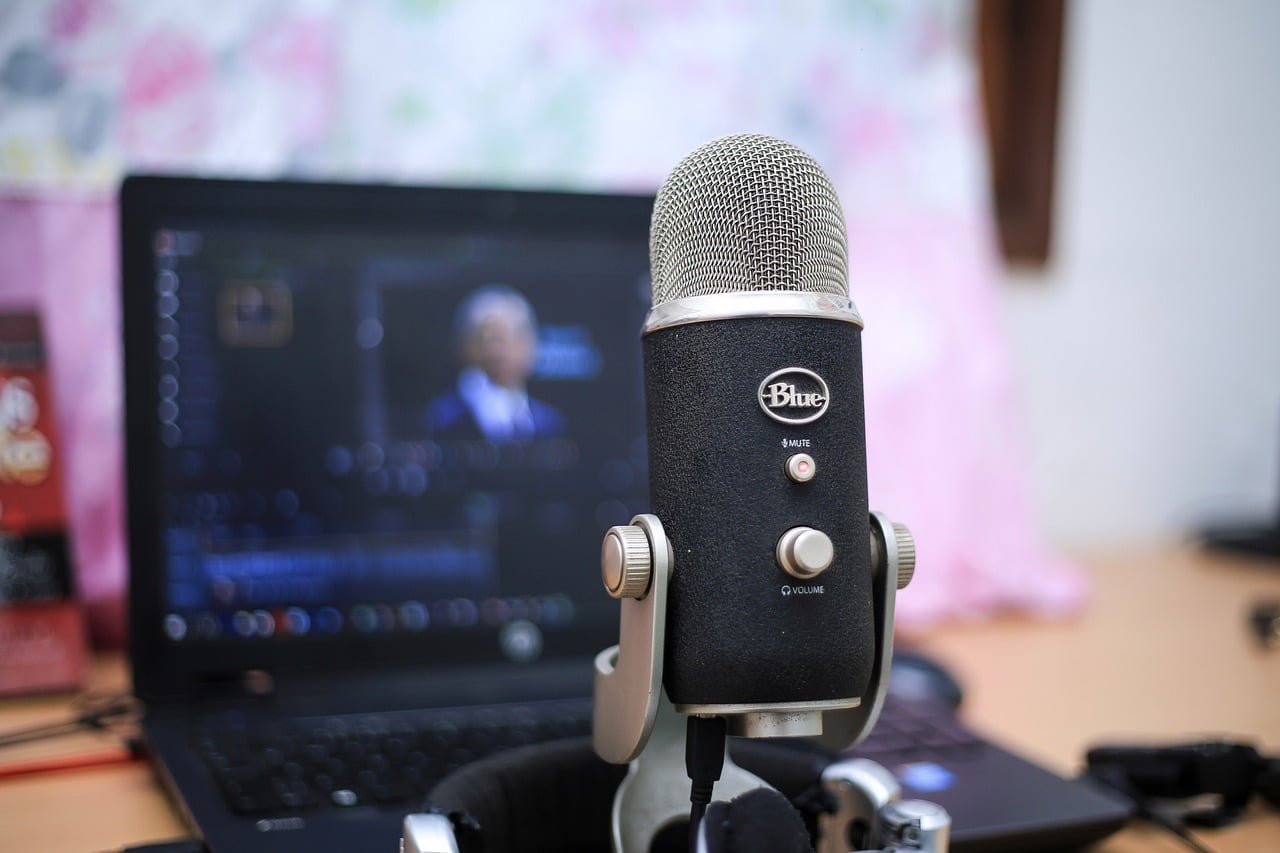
[
  {"xmin": 0, "ymin": 0, "xmax": 1277, "ymax": 646},
  {"xmin": 1001, "ymin": 1, "xmax": 1279, "ymax": 547}
]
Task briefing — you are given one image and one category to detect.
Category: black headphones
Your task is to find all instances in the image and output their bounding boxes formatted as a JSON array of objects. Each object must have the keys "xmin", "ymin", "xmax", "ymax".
[{"xmin": 421, "ymin": 736, "xmax": 834, "ymax": 853}]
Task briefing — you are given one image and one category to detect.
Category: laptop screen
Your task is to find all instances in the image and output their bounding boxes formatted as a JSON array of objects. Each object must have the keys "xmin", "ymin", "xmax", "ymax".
[{"xmin": 124, "ymin": 179, "xmax": 653, "ymax": 692}]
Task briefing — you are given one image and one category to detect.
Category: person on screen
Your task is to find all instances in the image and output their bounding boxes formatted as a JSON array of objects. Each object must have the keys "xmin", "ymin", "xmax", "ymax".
[{"xmin": 426, "ymin": 285, "xmax": 565, "ymax": 442}]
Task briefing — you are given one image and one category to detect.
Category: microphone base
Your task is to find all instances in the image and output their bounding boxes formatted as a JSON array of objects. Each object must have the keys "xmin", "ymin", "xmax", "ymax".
[
  {"xmin": 726, "ymin": 710, "xmax": 824, "ymax": 739},
  {"xmin": 677, "ymin": 699, "xmax": 862, "ymax": 739},
  {"xmin": 611, "ymin": 693, "xmax": 771, "ymax": 853}
]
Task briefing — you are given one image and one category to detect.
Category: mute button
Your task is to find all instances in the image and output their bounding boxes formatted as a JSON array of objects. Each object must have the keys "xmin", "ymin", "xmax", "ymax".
[{"xmin": 785, "ymin": 453, "xmax": 816, "ymax": 483}]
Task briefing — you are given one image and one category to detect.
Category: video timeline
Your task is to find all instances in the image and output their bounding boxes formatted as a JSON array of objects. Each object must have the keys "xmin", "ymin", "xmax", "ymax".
[{"xmin": 164, "ymin": 592, "xmax": 574, "ymax": 641}]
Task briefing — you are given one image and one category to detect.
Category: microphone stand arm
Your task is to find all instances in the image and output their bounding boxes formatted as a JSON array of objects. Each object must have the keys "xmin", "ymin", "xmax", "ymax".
[{"xmin": 592, "ymin": 511, "xmax": 912, "ymax": 763}]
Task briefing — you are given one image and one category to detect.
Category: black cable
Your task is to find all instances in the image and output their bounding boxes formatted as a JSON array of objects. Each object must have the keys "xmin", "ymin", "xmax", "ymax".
[
  {"xmin": 1082, "ymin": 763, "xmax": 1223, "ymax": 853},
  {"xmin": 1145, "ymin": 807, "xmax": 1216, "ymax": 853},
  {"xmin": 688, "ymin": 799, "xmax": 708, "ymax": 851},
  {"xmin": 118, "ymin": 841, "xmax": 207, "ymax": 853},
  {"xmin": 0, "ymin": 693, "xmax": 138, "ymax": 750},
  {"xmin": 0, "ymin": 719, "xmax": 86, "ymax": 749},
  {"xmin": 685, "ymin": 715, "xmax": 727, "ymax": 853}
]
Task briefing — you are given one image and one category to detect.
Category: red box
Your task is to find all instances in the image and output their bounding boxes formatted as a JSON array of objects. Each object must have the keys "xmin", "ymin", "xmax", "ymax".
[{"xmin": 0, "ymin": 312, "xmax": 87, "ymax": 695}]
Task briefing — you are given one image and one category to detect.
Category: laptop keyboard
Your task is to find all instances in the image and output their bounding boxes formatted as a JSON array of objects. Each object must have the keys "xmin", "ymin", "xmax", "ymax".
[
  {"xmin": 194, "ymin": 698, "xmax": 593, "ymax": 815},
  {"xmin": 853, "ymin": 694, "xmax": 983, "ymax": 763},
  {"xmin": 195, "ymin": 694, "xmax": 977, "ymax": 817}
]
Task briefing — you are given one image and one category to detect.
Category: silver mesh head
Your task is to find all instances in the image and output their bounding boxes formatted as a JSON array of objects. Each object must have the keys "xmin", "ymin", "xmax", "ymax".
[{"xmin": 649, "ymin": 134, "xmax": 848, "ymax": 307}]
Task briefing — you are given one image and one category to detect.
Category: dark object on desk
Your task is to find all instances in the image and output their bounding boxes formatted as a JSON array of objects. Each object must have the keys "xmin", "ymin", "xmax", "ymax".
[
  {"xmin": 1086, "ymin": 740, "xmax": 1280, "ymax": 827},
  {"xmin": 1085, "ymin": 740, "xmax": 1280, "ymax": 853},
  {"xmin": 1202, "ymin": 522, "xmax": 1280, "ymax": 560},
  {"xmin": 1202, "ymin": 433, "xmax": 1280, "ymax": 560},
  {"xmin": 888, "ymin": 649, "xmax": 964, "ymax": 710},
  {"xmin": 1260, "ymin": 757, "xmax": 1280, "ymax": 810},
  {"xmin": 1250, "ymin": 601, "xmax": 1280, "ymax": 649}
]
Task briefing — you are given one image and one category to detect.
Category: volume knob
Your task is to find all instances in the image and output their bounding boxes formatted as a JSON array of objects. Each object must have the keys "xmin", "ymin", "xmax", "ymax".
[
  {"xmin": 776, "ymin": 527, "xmax": 834, "ymax": 580},
  {"xmin": 601, "ymin": 525, "xmax": 653, "ymax": 599}
]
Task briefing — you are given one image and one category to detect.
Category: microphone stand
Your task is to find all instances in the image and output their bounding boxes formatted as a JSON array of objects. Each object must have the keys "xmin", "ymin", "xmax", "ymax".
[
  {"xmin": 399, "ymin": 511, "xmax": 950, "ymax": 852},
  {"xmin": 609, "ymin": 692, "xmax": 769, "ymax": 853},
  {"xmin": 591, "ymin": 512, "xmax": 948, "ymax": 853}
]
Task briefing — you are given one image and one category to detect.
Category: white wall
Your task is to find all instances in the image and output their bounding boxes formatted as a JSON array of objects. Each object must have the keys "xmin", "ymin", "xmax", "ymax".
[{"xmin": 1003, "ymin": 0, "xmax": 1280, "ymax": 547}]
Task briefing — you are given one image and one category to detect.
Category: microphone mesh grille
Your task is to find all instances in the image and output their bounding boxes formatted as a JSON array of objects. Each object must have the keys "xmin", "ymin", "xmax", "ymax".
[{"xmin": 649, "ymin": 134, "xmax": 848, "ymax": 306}]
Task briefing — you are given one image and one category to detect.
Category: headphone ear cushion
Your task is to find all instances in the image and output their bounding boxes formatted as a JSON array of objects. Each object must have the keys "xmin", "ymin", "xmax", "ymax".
[
  {"xmin": 426, "ymin": 736, "xmax": 627, "ymax": 853},
  {"xmin": 425, "ymin": 736, "xmax": 828, "ymax": 852},
  {"xmin": 700, "ymin": 788, "xmax": 813, "ymax": 853}
]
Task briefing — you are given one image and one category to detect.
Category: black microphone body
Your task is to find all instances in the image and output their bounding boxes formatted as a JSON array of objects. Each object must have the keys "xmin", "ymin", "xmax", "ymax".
[{"xmin": 644, "ymin": 315, "xmax": 873, "ymax": 707}]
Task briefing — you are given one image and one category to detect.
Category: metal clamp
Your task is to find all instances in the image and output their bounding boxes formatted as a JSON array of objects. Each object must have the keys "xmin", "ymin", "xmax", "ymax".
[
  {"xmin": 593, "ymin": 514, "xmax": 671, "ymax": 764},
  {"xmin": 817, "ymin": 758, "xmax": 901, "ymax": 853},
  {"xmin": 811, "ymin": 511, "xmax": 906, "ymax": 751},
  {"xmin": 818, "ymin": 758, "xmax": 951, "ymax": 853},
  {"xmin": 401, "ymin": 813, "xmax": 460, "ymax": 853}
]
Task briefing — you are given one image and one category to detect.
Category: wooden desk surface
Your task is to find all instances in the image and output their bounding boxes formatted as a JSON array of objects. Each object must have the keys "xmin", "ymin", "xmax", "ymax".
[{"xmin": 1, "ymin": 544, "xmax": 1278, "ymax": 852}]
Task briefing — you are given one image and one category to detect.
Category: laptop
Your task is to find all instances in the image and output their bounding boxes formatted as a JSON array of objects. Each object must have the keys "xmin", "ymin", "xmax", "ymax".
[
  {"xmin": 122, "ymin": 175, "xmax": 654, "ymax": 851},
  {"xmin": 121, "ymin": 176, "xmax": 1129, "ymax": 853}
]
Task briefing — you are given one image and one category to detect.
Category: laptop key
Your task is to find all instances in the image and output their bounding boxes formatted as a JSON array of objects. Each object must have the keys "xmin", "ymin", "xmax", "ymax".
[{"xmin": 331, "ymin": 789, "xmax": 360, "ymax": 807}]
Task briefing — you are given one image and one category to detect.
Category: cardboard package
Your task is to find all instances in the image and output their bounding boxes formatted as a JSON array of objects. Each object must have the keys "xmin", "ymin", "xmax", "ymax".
[{"xmin": 0, "ymin": 312, "xmax": 87, "ymax": 695}]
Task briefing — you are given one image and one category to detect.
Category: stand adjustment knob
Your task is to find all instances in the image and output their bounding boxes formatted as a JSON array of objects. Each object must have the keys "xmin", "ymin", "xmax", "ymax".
[
  {"xmin": 776, "ymin": 527, "xmax": 834, "ymax": 579},
  {"xmin": 602, "ymin": 525, "xmax": 653, "ymax": 599},
  {"xmin": 892, "ymin": 521, "xmax": 916, "ymax": 590},
  {"xmin": 869, "ymin": 515, "xmax": 916, "ymax": 589}
]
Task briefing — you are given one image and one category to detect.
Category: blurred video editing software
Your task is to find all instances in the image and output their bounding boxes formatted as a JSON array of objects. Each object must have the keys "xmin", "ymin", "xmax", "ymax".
[{"xmin": 149, "ymin": 220, "xmax": 650, "ymax": 662}]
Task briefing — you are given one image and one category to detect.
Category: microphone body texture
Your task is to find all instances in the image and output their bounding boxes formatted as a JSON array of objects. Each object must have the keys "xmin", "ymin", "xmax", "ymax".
[{"xmin": 644, "ymin": 316, "xmax": 873, "ymax": 706}]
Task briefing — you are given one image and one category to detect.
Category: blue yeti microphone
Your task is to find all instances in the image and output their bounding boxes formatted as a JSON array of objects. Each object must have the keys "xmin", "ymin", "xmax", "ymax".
[
  {"xmin": 638, "ymin": 133, "xmax": 874, "ymax": 721},
  {"xmin": 593, "ymin": 135, "xmax": 918, "ymax": 853}
]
